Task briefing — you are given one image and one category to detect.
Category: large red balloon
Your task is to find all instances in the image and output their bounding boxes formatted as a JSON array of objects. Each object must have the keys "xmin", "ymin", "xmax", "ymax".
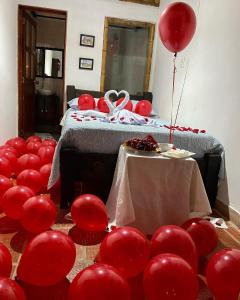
[
  {"xmin": 26, "ymin": 136, "xmax": 42, "ymax": 143},
  {"xmin": 135, "ymin": 100, "xmax": 152, "ymax": 117},
  {"xmin": 37, "ymin": 145, "xmax": 55, "ymax": 165},
  {"xmin": 42, "ymin": 139, "xmax": 57, "ymax": 148},
  {"xmin": 0, "ymin": 156, "xmax": 12, "ymax": 177},
  {"xmin": 26, "ymin": 141, "xmax": 42, "ymax": 155},
  {"xmin": 116, "ymin": 97, "xmax": 133, "ymax": 111},
  {"xmin": 127, "ymin": 273, "xmax": 145, "ymax": 300},
  {"xmin": 97, "ymin": 97, "xmax": 110, "ymax": 113},
  {"xmin": 71, "ymin": 194, "xmax": 108, "ymax": 231},
  {"xmin": 0, "ymin": 242, "xmax": 12, "ymax": 277},
  {"xmin": 20, "ymin": 195, "xmax": 57, "ymax": 233},
  {"xmin": 143, "ymin": 253, "xmax": 199, "ymax": 300},
  {"xmin": 158, "ymin": 2, "xmax": 196, "ymax": 53},
  {"xmin": 68, "ymin": 263, "xmax": 130, "ymax": 300},
  {"xmin": 0, "ymin": 145, "xmax": 18, "ymax": 157},
  {"xmin": 6, "ymin": 137, "xmax": 26, "ymax": 156},
  {"xmin": 18, "ymin": 278, "xmax": 70, "ymax": 300},
  {"xmin": 39, "ymin": 163, "xmax": 52, "ymax": 189},
  {"xmin": 16, "ymin": 154, "xmax": 42, "ymax": 175},
  {"xmin": 100, "ymin": 226, "xmax": 150, "ymax": 278},
  {"xmin": 206, "ymin": 248, "xmax": 240, "ymax": 300},
  {"xmin": 0, "ymin": 277, "xmax": 26, "ymax": 300},
  {"xmin": 0, "ymin": 175, "xmax": 13, "ymax": 204},
  {"xmin": 78, "ymin": 94, "xmax": 96, "ymax": 110},
  {"xmin": 1, "ymin": 186, "xmax": 35, "ymax": 219},
  {"xmin": 17, "ymin": 230, "xmax": 76, "ymax": 286},
  {"xmin": 150, "ymin": 225, "xmax": 198, "ymax": 271},
  {"xmin": 16, "ymin": 169, "xmax": 43, "ymax": 194},
  {"xmin": 182, "ymin": 218, "xmax": 218, "ymax": 257},
  {"xmin": 0, "ymin": 150, "xmax": 17, "ymax": 173}
]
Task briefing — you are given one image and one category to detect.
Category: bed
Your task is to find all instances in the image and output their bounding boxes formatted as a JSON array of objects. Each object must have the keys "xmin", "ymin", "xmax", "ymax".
[{"xmin": 49, "ymin": 85, "xmax": 223, "ymax": 209}]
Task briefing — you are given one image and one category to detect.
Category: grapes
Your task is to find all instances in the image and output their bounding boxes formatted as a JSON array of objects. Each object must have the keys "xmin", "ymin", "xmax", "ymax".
[{"xmin": 125, "ymin": 135, "xmax": 157, "ymax": 151}]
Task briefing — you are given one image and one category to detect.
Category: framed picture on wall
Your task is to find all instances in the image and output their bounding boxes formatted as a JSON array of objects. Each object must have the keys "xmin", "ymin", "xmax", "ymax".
[
  {"xmin": 79, "ymin": 58, "xmax": 94, "ymax": 70},
  {"xmin": 80, "ymin": 34, "xmax": 95, "ymax": 47}
]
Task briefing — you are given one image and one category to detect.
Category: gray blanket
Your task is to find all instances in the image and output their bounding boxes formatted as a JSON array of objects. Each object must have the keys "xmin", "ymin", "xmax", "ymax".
[{"xmin": 48, "ymin": 108, "xmax": 224, "ymax": 188}]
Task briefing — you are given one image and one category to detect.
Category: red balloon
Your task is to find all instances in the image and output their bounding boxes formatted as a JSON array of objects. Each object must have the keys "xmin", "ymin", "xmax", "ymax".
[
  {"xmin": 0, "ymin": 242, "xmax": 12, "ymax": 277},
  {"xmin": 6, "ymin": 137, "xmax": 26, "ymax": 156},
  {"xmin": 26, "ymin": 141, "xmax": 42, "ymax": 155},
  {"xmin": 37, "ymin": 146, "xmax": 55, "ymax": 165},
  {"xmin": 116, "ymin": 97, "xmax": 133, "ymax": 111},
  {"xmin": 17, "ymin": 169, "xmax": 43, "ymax": 194},
  {"xmin": 100, "ymin": 226, "xmax": 150, "ymax": 278},
  {"xmin": 150, "ymin": 225, "xmax": 198, "ymax": 271},
  {"xmin": 42, "ymin": 139, "xmax": 57, "ymax": 148},
  {"xmin": 20, "ymin": 195, "xmax": 57, "ymax": 233},
  {"xmin": 71, "ymin": 194, "xmax": 108, "ymax": 231},
  {"xmin": 143, "ymin": 253, "xmax": 199, "ymax": 300},
  {"xmin": 0, "ymin": 145, "xmax": 18, "ymax": 157},
  {"xmin": 135, "ymin": 100, "xmax": 152, "ymax": 117},
  {"xmin": 0, "ymin": 150, "xmax": 17, "ymax": 173},
  {"xmin": 0, "ymin": 156, "xmax": 12, "ymax": 177},
  {"xmin": 39, "ymin": 163, "xmax": 52, "ymax": 188},
  {"xmin": 68, "ymin": 263, "xmax": 131, "ymax": 300},
  {"xmin": 18, "ymin": 278, "xmax": 70, "ymax": 300},
  {"xmin": 1, "ymin": 186, "xmax": 35, "ymax": 219},
  {"xmin": 0, "ymin": 175, "xmax": 13, "ymax": 204},
  {"xmin": 182, "ymin": 218, "xmax": 218, "ymax": 257},
  {"xmin": 127, "ymin": 273, "xmax": 145, "ymax": 300},
  {"xmin": 26, "ymin": 136, "xmax": 42, "ymax": 143},
  {"xmin": 158, "ymin": 2, "xmax": 196, "ymax": 53},
  {"xmin": 97, "ymin": 97, "xmax": 110, "ymax": 113},
  {"xmin": 0, "ymin": 277, "xmax": 26, "ymax": 300},
  {"xmin": 17, "ymin": 230, "xmax": 76, "ymax": 286},
  {"xmin": 16, "ymin": 154, "xmax": 42, "ymax": 175},
  {"xmin": 206, "ymin": 248, "xmax": 240, "ymax": 300},
  {"xmin": 78, "ymin": 94, "xmax": 96, "ymax": 110}
]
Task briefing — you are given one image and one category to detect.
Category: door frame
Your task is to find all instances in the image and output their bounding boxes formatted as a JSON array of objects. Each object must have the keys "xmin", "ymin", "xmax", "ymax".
[
  {"xmin": 100, "ymin": 17, "xmax": 155, "ymax": 93},
  {"xmin": 18, "ymin": 5, "xmax": 67, "ymax": 136}
]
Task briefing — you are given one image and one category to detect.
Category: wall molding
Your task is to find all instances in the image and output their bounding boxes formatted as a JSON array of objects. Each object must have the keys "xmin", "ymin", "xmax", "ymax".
[{"xmin": 214, "ymin": 200, "xmax": 240, "ymax": 228}]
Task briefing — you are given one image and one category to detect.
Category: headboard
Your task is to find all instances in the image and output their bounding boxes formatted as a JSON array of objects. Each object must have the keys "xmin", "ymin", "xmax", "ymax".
[{"xmin": 66, "ymin": 85, "xmax": 153, "ymax": 103}]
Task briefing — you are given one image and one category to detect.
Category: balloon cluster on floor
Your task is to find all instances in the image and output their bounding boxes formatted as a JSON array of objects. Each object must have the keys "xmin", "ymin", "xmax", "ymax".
[
  {"xmin": 0, "ymin": 137, "xmax": 240, "ymax": 299},
  {"xmin": 68, "ymin": 195, "xmax": 240, "ymax": 300}
]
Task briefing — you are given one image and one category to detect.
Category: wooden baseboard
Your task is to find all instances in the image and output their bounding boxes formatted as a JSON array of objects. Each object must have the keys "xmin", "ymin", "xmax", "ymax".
[{"xmin": 214, "ymin": 199, "xmax": 240, "ymax": 228}]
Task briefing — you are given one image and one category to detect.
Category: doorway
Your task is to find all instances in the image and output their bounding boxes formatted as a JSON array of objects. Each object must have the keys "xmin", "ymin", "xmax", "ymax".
[
  {"xmin": 18, "ymin": 5, "xmax": 67, "ymax": 138},
  {"xmin": 100, "ymin": 17, "xmax": 155, "ymax": 94}
]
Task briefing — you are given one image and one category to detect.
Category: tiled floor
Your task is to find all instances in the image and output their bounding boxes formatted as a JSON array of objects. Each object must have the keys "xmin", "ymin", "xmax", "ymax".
[{"xmin": 0, "ymin": 209, "xmax": 239, "ymax": 300}]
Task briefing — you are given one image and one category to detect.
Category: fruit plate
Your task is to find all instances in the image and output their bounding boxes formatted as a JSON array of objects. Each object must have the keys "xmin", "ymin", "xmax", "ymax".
[
  {"xmin": 161, "ymin": 149, "xmax": 195, "ymax": 159},
  {"xmin": 123, "ymin": 144, "xmax": 162, "ymax": 156}
]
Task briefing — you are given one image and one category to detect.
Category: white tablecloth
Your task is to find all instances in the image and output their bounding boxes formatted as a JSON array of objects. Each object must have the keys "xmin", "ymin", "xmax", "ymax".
[{"xmin": 106, "ymin": 146, "xmax": 212, "ymax": 235}]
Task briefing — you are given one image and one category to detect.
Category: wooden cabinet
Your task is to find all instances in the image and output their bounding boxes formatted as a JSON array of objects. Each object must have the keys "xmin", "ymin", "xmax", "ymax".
[{"xmin": 35, "ymin": 93, "xmax": 59, "ymax": 132}]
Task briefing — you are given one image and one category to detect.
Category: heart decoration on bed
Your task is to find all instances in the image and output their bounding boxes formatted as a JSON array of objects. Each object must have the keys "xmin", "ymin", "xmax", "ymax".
[{"xmin": 104, "ymin": 90, "xmax": 130, "ymax": 114}]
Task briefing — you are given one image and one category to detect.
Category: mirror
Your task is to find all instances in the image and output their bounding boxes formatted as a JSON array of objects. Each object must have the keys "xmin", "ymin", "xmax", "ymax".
[{"xmin": 36, "ymin": 47, "xmax": 64, "ymax": 79}]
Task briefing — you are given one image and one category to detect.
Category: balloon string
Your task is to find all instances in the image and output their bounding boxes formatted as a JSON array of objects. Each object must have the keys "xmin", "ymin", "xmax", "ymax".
[
  {"xmin": 174, "ymin": 61, "xmax": 189, "ymax": 127},
  {"xmin": 169, "ymin": 53, "xmax": 177, "ymax": 143}
]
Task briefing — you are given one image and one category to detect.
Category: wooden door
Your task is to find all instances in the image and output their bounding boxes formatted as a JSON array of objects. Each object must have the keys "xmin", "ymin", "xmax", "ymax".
[{"xmin": 18, "ymin": 9, "xmax": 36, "ymax": 137}]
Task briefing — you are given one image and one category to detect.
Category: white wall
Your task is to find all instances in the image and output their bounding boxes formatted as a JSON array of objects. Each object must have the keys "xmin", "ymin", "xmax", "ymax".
[
  {"xmin": 0, "ymin": 0, "xmax": 18, "ymax": 143},
  {"xmin": 152, "ymin": 0, "xmax": 240, "ymax": 213},
  {"xmin": 18, "ymin": 0, "xmax": 159, "ymax": 99}
]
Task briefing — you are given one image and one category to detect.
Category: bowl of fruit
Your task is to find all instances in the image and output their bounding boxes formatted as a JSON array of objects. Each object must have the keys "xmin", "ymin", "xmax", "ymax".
[{"xmin": 124, "ymin": 135, "xmax": 161, "ymax": 154}]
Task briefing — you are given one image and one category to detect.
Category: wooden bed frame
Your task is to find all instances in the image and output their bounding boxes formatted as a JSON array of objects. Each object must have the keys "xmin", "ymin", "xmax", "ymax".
[{"xmin": 59, "ymin": 85, "xmax": 221, "ymax": 209}]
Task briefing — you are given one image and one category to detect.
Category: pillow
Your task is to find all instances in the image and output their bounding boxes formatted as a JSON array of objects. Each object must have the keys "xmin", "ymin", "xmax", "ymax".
[{"xmin": 132, "ymin": 100, "xmax": 158, "ymax": 117}]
